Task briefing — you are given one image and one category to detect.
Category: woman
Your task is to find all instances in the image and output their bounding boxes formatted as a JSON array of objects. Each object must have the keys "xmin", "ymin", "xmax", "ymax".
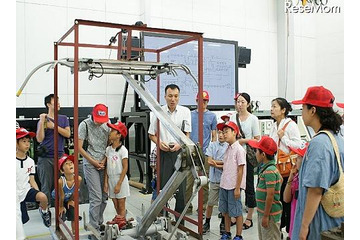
[
  {"xmin": 230, "ymin": 92, "xmax": 260, "ymax": 230},
  {"xmin": 269, "ymin": 97, "xmax": 302, "ymax": 238},
  {"xmin": 291, "ymin": 86, "xmax": 344, "ymax": 240}
]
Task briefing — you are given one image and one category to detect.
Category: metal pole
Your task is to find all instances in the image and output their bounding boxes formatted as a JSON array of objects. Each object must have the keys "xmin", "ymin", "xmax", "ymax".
[
  {"xmin": 73, "ymin": 21, "xmax": 80, "ymax": 240},
  {"xmin": 54, "ymin": 42, "xmax": 60, "ymax": 231},
  {"xmin": 197, "ymin": 35, "xmax": 204, "ymax": 235}
]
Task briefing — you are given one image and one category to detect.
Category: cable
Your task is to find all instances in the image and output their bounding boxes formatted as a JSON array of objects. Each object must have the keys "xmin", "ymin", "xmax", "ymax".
[{"xmin": 88, "ymin": 62, "xmax": 104, "ymax": 81}]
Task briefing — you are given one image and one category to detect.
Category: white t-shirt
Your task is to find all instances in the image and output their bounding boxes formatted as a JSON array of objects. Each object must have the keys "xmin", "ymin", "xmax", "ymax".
[
  {"xmin": 16, "ymin": 156, "xmax": 35, "ymax": 202},
  {"xmin": 148, "ymin": 105, "xmax": 191, "ymax": 144}
]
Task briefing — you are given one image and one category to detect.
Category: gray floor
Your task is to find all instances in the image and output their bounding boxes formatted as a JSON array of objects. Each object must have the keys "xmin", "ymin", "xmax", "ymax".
[{"xmin": 23, "ymin": 185, "xmax": 289, "ymax": 240}]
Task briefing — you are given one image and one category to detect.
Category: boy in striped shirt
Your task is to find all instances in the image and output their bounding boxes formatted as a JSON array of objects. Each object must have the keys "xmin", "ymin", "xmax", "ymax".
[{"xmin": 248, "ymin": 136, "xmax": 283, "ymax": 240}]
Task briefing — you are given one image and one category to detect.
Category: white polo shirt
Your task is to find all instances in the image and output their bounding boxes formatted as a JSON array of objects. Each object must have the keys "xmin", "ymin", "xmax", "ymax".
[
  {"xmin": 16, "ymin": 156, "xmax": 36, "ymax": 202},
  {"xmin": 148, "ymin": 105, "xmax": 191, "ymax": 144}
]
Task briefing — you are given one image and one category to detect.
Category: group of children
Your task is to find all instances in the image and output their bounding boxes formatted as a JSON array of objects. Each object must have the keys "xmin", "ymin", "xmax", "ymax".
[
  {"xmin": 16, "ymin": 120, "xmax": 130, "ymax": 239},
  {"xmin": 196, "ymin": 115, "xmax": 308, "ymax": 240}
]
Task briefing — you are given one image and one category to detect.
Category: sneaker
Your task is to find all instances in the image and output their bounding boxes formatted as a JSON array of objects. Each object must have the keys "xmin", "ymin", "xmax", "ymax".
[
  {"xmin": 219, "ymin": 223, "xmax": 225, "ymax": 235},
  {"xmin": 39, "ymin": 208, "xmax": 51, "ymax": 227},
  {"xmin": 202, "ymin": 222, "xmax": 210, "ymax": 234},
  {"xmin": 233, "ymin": 236, "xmax": 243, "ymax": 240},
  {"xmin": 220, "ymin": 233, "xmax": 231, "ymax": 240}
]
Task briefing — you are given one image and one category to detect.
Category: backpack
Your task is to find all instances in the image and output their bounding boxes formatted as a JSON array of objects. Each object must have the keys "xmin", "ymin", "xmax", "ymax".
[
  {"xmin": 276, "ymin": 120, "xmax": 297, "ymax": 177},
  {"xmin": 317, "ymin": 130, "xmax": 344, "ymax": 218},
  {"xmin": 235, "ymin": 113, "xmax": 258, "ymax": 167}
]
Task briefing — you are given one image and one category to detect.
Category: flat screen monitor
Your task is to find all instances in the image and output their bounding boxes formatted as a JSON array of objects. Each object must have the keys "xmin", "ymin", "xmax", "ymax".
[{"xmin": 140, "ymin": 33, "xmax": 238, "ymax": 109}]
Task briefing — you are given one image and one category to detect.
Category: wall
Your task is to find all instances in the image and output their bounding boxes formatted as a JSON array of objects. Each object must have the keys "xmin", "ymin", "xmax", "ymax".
[{"xmin": 16, "ymin": 0, "xmax": 344, "ymax": 117}]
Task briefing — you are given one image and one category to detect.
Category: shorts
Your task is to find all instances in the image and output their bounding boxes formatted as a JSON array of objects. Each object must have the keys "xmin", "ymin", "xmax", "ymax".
[
  {"xmin": 20, "ymin": 188, "xmax": 40, "ymax": 224},
  {"xmin": 218, "ymin": 187, "xmax": 243, "ymax": 218},
  {"xmin": 207, "ymin": 182, "xmax": 220, "ymax": 206},
  {"xmin": 63, "ymin": 202, "xmax": 75, "ymax": 221}
]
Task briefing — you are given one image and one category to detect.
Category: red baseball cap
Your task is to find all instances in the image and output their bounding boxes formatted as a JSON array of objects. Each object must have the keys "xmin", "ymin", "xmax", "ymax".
[
  {"xmin": 92, "ymin": 104, "xmax": 109, "ymax": 123},
  {"xmin": 107, "ymin": 121, "xmax": 128, "ymax": 138},
  {"xmin": 292, "ymin": 86, "xmax": 335, "ymax": 108},
  {"xmin": 336, "ymin": 102, "xmax": 344, "ymax": 108},
  {"xmin": 220, "ymin": 113, "xmax": 232, "ymax": 122},
  {"xmin": 196, "ymin": 90, "xmax": 210, "ymax": 101},
  {"xmin": 16, "ymin": 128, "xmax": 35, "ymax": 139},
  {"xmin": 216, "ymin": 121, "xmax": 239, "ymax": 136},
  {"xmin": 248, "ymin": 136, "xmax": 277, "ymax": 156},
  {"xmin": 58, "ymin": 154, "xmax": 74, "ymax": 170},
  {"xmin": 289, "ymin": 142, "xmax": 309, "ymax": 157}
]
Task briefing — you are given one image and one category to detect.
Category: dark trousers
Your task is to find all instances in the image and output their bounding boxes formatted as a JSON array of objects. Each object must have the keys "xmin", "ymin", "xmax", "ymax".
[
  {"xmin": 280, "ymin": 176, "xmax": 291, "ymax": 232},
  {"xmin": 159, "ymin": 150, "xmax": 186, "ymax": 215},
  {"xmin": 245, "ymin": 161, "xmax": 256, "ymax": 208}
]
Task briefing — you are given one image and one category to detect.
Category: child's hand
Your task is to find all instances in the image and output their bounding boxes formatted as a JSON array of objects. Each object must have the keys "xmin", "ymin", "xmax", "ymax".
[
  {"xmin": 114, "ymin": 184, "xmax": 121, "ymax": 194},
  {"xmin": 59, "ymin": 206, "xmax": 66, "ymax": 216},
  {"xmin": 288, "ymin": 165, "xmax": 297, "ymax": 181},
  {"xmin": 262, "ymin": 215, "xmax": 269, "ymax": 228},
  {"xmin": 234, "ymin": 188, "xmax": 241, "ymax": 199},
  {"xmin": 67, "ymin": 200, "xmax": 75, "ymax": 208}
]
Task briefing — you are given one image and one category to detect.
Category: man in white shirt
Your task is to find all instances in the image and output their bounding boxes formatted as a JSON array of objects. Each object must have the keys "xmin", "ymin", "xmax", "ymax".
[{"xmin": 148, "ymin": 84, "xmax": 191, "ymax": 217}]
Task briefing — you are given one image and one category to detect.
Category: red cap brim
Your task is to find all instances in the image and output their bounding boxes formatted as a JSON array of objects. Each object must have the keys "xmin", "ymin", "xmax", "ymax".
[
  {"xmin": 336, "ymin": 103, "xmax": 344, "ymax": 108},
  {"xmin": 291, "ymin": 100, "xmax": 305, "ymax": 105}
]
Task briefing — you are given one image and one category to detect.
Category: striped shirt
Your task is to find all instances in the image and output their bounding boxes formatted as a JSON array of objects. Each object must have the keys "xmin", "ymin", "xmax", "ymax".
[{"xmin": 256, "ymin": 161, "xmax": 283, "ymax": 222}]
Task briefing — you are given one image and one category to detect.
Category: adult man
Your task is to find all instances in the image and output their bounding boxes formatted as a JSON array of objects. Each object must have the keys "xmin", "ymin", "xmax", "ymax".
[
  {"xmin": 186, "ymin": 91, "xmax": 217, "ymax": 214},
  {"xmin": 78, "ymin": 104, "xmax": 110, "ymax": 237},
  {"xmin": 148, "ymin": 84, "xmax": 191, "ymax": 217},
  {"xmin": 36, "ymin": 94, "xmax": 71, "ymax": 205}
]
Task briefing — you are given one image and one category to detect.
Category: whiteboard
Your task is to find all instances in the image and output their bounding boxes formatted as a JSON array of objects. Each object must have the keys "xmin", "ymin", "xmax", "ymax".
[{"xmin": 142, "ymin": 34, "xmax": 238, "ymax": 108}]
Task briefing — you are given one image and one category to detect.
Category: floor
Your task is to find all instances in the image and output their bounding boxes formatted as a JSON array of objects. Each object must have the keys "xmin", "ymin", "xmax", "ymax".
[{"xmin": 23, "ymin": 184, "xmax": 289, "ymax": 240}]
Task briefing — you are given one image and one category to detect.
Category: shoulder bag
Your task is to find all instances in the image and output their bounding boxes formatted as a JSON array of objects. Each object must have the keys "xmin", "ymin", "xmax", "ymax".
[{"xmin": 317, "ymin": 130, "xmax": 344, "ymax": 218}]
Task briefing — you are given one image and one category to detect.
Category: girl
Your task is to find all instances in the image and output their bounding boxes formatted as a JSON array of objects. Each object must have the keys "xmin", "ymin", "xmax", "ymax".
[
  {"xmin": 283, "ymin": 143, "xmax": 308, "ymax": 239},
  {"xmin": 104, "ymin": 121, "xmax": 130, "ymax": 226},
  {"xmin": 269, "ymin": 97, "xmax": 302, "ymax": 237}
]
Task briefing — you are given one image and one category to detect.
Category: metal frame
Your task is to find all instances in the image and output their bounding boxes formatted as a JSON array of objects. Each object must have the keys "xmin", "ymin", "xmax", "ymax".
[{"xmin": 51, "ymin": 19, "xmax": 205, "ymax": 239}]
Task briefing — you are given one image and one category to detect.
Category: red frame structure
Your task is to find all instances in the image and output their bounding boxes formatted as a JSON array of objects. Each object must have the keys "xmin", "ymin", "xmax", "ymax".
[{"xmin": 53, "ymin": 19, "xmax": 205, "ymax": 239}]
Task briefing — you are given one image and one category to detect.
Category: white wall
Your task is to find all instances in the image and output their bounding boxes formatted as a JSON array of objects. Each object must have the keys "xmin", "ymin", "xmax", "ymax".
[{"xmin": 16, "ymin": 0, "xmax": 344, "ymax": 116}]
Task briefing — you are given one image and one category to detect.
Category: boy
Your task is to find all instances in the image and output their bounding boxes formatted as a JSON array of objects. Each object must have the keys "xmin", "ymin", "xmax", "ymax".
[
  {"xmin": 202, "ymin": 129, "xmax": 228, "ymax": 234},
  {"xmin": 51, "ymin": 154, "xmax": 82, "ymax": 235},
  {"xmin": 16, "ymin": 128, "xmax": 51, "ymax": 240},
  {"xmin": 248, "ymin": 136, "xmax": 282, "ymax": 240},
  {"xmin": 216, "ymin": 121, "xmax": 246, "ymax": 240}
]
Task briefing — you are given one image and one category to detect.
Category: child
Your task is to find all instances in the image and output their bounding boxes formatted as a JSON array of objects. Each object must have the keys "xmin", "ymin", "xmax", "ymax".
[
  {"xmin": 51, "ymin": 154, "xmax": 82, "ymax": 235},
  {"xmin": 103, "ymin": 121, "xmax": 130, "ymax": 226},
  {"xmin": 248, "ymin": 136, "xmax": 282, "ymax": 240},
  {"xmin": 216, "ymin": 121, "xmax": 246, "ymax": 240},
  {"xmin": 202, "ymin": 129, "xmax": 228, "ymax": 235},
  {"xmin": 283, "ymin": 142, "xmax": 308, "ymax": 239},
  {"xmin": 16, "ymin": 128, "xmax": 51, "ymax": 240}
]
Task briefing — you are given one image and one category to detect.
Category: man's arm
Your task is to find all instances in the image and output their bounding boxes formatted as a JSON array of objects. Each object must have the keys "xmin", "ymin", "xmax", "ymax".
[
  {"xmin": 78, "ymin": 139, "xmax": 104, "ymax": 169},
  {"xmin": 149, "ymin": 133, "xmax": 170, "ymax": 152},
  {"xmin": 211, "ymin": 130, "xmax": 217, "ymax": 142},
  {"xmin": 299, "ymin": 187, "xmax": 323, "ymax": 240},
  {"xmin": 46, "ymin": 120, "xmax": 71, "ymax": 138},
  {"xmin": 36, "ymin": 114, "xmax": 47, "ymax": 143}
]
